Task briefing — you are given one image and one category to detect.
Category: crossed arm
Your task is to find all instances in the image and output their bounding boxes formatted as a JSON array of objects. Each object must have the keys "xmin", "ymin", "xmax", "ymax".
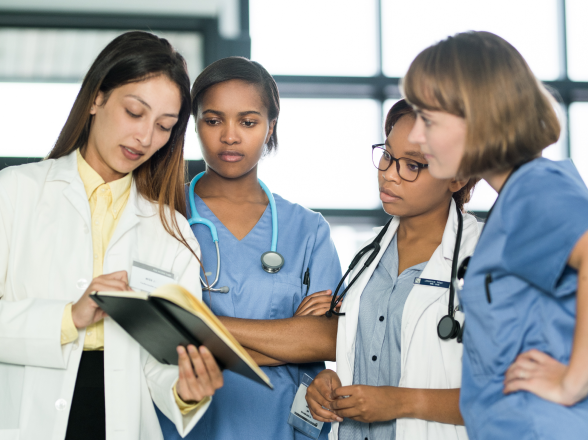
[{"xmin": 219, "ymin": 290, "xmax": 339, "ymax": 366}]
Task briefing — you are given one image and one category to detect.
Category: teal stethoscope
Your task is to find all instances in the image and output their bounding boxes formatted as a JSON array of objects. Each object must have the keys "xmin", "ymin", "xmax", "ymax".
[{"xmin": 188, "ymin": 172, "xmax": 285, "ymax": 293}]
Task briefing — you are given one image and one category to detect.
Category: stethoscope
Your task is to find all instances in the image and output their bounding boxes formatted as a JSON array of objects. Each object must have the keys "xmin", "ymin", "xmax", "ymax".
[
  {"xmin": 325, "ymin": 208, "xmax": 464, "ymax": 342},
  {"xmin": 188, "ymin": 172, "xmax": 285, "ymax": 293}
]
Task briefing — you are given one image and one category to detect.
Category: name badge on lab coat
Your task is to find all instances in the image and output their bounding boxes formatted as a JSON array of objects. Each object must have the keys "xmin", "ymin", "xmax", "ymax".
[
  {"xmin": 414, "ymin": 277, "xmax": 450, "ymax": 289},
  {"xmin": 288, "ymin": 374, "xmax": 324, "ymax": 439},
  {"xmin": 130, "ymin": 261, "xmax": 176, "ymax": 293}
]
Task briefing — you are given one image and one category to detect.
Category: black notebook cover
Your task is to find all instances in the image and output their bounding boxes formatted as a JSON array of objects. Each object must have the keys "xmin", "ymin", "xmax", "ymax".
[{"xmin": 90, "ymin": 292, "xmax": 273, "ymax": 389}]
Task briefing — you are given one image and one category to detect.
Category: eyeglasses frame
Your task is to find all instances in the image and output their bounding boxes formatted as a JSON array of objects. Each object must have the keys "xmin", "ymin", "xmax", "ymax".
[{"xmin": 371, "ymin": 143, "xmax": 429, "ymax": 182}]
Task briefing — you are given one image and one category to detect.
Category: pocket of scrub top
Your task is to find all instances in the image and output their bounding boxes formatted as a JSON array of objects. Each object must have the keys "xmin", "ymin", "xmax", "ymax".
[
  {"xmin": 463, "ymin": 274, "xmax": 523, "ymax": 377},
  {"xmin": 270, "ymin": 274, "xmax": 303, "ymax": 319}
]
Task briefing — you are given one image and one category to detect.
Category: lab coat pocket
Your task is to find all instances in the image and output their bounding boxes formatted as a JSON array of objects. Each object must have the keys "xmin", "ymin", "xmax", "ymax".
[
  {"xmin": 0, "ymin": 429, "xmax": 19, "ymax": 440},
  {"xmin": 271, "ymin": 274, "xmax": 303, "ymax": 319}
]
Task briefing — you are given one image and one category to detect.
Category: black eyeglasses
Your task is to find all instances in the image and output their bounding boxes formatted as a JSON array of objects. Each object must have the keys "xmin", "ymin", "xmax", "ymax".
[{"xmin": 371, "ymin": 144, "xmax": 429, "ymax": 182}]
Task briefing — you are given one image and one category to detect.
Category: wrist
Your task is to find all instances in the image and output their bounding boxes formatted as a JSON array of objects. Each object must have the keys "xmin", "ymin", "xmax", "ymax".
[
  {"xmin": 70, "ymin": 302, "xmax": 82, "ymax": 329},
  {"xmin": 394, "ymin": 387, "xmax": 419, "ymax": 419},
  {"xmin": 561, "ymin": 369, "xmax": 588, "ymax": 406}
]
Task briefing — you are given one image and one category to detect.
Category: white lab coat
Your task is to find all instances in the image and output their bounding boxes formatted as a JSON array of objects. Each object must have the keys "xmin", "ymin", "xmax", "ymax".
[
  {"xmin": 0, "ymin": 151, "xmax": 209, "ymax": 440},
  {"xmin": 330, "ymin": 200, "xmax": 480, "ymax": 440}
]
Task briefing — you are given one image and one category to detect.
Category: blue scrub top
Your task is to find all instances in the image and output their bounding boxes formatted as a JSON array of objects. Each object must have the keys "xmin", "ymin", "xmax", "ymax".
[
  {"xmin": 156, "ymin": 190, "xmax": 342, "ymax": 440},
  {"xmin": 459, "ymin": 158, "xmax": 588, "ymax": 440}
]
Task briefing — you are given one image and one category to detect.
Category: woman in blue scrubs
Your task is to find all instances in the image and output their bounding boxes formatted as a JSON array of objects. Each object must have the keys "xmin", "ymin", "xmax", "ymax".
[
  {"xmin": 156, "ymin": 57, "xmax": 342, "ymax": 439},
  {"xmin": 403, "ymin": 31, "xmax": 588, "ymax": 439}
]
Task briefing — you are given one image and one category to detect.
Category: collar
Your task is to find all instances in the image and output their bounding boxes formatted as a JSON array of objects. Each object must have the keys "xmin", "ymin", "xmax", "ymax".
[
  {"xmin": 76, "ymin": 149, "xmax": 132, "ymax": 219},
  {"xmin": 45, "ymin": 150, "xmax": 169, "ymax": 219}
]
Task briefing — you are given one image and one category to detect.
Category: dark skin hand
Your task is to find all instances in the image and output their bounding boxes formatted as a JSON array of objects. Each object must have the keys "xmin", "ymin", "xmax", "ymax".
[
  {"xmin": 294, "ymin": 290, "xmax": 340, "ymax": 316},
  {"xmin": 306, "ymin": 369, "xmax": 463, "ymax": 425}
]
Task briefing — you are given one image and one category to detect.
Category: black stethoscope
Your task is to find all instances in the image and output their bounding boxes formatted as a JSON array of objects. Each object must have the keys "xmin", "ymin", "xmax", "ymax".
[{"xmin": 326, "ymin": 209, "xmax": 465, "ymax": 342}]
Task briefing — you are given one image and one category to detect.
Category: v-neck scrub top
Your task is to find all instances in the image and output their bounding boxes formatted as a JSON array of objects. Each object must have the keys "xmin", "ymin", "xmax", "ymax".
[
  {"xmin": 157, "ymin": 191, "xmax": 342, "ymax": 440},
  {"xmin": 459, "ymin": 158, "xmax": 588, "ymax": 439}
]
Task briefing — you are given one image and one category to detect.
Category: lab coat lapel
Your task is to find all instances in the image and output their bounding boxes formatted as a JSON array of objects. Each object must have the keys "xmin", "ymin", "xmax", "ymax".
[
  {"xmin": 47, "ymin": 151, "xmax": 92, "ymax": 231},
  {"xmin": 339, "ymin": 216, "xmax": 399, "ymax": 383},
  {"xmin": 106, "ymin": 182, "xmax": 156, "ymax": 255},
  {"xmin": 400, "ymin": 200, "xmax": 461, "ymax": 372}
]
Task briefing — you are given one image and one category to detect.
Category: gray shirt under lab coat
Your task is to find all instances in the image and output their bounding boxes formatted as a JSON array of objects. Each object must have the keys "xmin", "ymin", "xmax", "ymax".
[{"xmin": 339, "ymin": 235, "xmax": 426, "ymax": 440}]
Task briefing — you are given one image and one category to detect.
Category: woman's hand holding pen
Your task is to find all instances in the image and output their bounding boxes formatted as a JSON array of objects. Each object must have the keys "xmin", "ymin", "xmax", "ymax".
[
  {"xmin": 72, "ymin": 271, "xmax": 132, "ymax": 329},
  {"xmin": 176, "ymin": 345, "xmax": 224, "ymax": 403},
  {"xmin": 295, "ymin": 290, "xmax": 340, "ymax": 316}
]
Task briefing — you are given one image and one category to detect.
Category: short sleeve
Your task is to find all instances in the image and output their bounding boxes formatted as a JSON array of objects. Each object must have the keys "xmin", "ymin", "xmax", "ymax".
[
  {"xmin": 501, "ymin": 161, "xmax": 588, "ymax": 295},
  {"xmin": 306, "ymin": 216, "xmax": 343, "ymax": 298}
]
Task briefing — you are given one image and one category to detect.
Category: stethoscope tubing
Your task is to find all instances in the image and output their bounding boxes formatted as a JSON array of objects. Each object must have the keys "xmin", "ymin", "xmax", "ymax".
[
  {"xmin": 188, "ymin": 171, "xmax": 281, "ymax": 291},
  {"xmin": 258, "ymin": 179, "xmax": 278, "ymax": 252}
]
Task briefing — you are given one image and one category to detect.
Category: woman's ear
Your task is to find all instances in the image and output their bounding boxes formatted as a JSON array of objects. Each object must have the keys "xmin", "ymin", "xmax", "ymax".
[
  {"xmin": 265, "ymin": 119, "xmax": 277, "ymax": 144},
  {"xmin": 449, "ymin": 178, "xmax": 468, "ymax": 194},
  {"xmin": 90, "ymin": 91, "xmax": 105, "ymax": 115}
]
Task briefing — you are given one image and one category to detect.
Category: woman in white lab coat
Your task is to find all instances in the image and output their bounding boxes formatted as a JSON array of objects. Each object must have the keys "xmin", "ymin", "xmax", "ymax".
[
  {"xmin": 0, "ymin": 31, "xmax": 222, "ymax": 440},
  {"xmin": 306, "ymin": 100, "xmax": 479, "ymax": 440}
]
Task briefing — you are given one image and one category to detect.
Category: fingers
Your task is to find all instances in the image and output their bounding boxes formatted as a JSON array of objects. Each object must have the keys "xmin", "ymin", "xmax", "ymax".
[
  {"xmin": 307, "ymin": 401, "xmax": 340, "ymax": 423},
  {"xmin": 89, "ymin": 271, "xmax": 131, "ymax": 293},
  {"xmin": 306, "ymin": 388, "xmax": 342, "ymax": 422},
  {"xmin": 522, "ymin": 349, "xmax": 553, "ymax": 364},
  {"xmin": 330, "ymin": 395, "xmax": 357, "ymax": 411},
  {"xmin": 199, "ymin": 346, "xmax": 224, "ymax": 390},
  {"xmin": 297, "ymin": 303, "xmax": 333, "ymax": 316},
  {"xmin": 295, "ymin": 292, "xmax": 335, "ymax": 316},
  {"xmin": 333, "ymin": 385, "xmax": 355, "ymax": 399},
  {"xmin": 306, "ymin": 374, "xmax": 343, "ymax": 423},
  {"xmin": 295, "ymin": 291, "xmax": 332, "ymax": 315},
  {"xmin": 177, "ymin": 346, "xmax": 204, "ymax": 403},
  {"xmin": 188, "ymin": 345, "xmax": 216, "ymax": 397},
  {"xmin": 90, "ymin": 279, "xmax": 129, "ymax": 293},
  {"xmin": 503, "ymin": 375, "xmax": 547, "ymax": 396},
  {"xmin": 177, "ymin": 345, "xmax": 224, "ymax": 403}
]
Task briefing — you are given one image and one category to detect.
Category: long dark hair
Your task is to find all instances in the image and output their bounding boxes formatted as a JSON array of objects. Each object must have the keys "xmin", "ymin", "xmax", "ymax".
[
  {"xmin": 190, "ymin": 56, "xmax": 280, "ymax": 153},
  {"xmin": 384, "ymin": 99, "xmax": 478, "ymax": 212},
  {"xmin": 48, "ymin": 31, "xmax": 198, "ymax": 260}
]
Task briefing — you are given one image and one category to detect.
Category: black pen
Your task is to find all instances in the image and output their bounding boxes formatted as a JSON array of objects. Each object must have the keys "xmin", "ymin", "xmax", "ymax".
[{"xmin": 303, "ymin": 268, "xmax": 311, "ymax": 297}]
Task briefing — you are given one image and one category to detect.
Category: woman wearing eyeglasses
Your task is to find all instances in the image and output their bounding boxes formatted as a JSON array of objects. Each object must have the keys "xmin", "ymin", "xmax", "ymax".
[{"xmin": 305, "ymin": 99, "xmax": 479, "ymax": 440}]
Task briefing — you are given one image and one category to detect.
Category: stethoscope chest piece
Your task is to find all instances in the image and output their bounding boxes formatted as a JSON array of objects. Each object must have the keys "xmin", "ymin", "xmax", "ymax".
[
  {"xmin": 261, "ymin": 251, "xmax": 285, "ymax": 273},
  {"xmin": 437, "ymin": 315, "xmax": 461, "ymax": 340}
]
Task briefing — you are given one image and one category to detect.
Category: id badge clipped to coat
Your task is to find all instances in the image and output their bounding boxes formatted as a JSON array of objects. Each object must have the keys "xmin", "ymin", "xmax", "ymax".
[{"xmin": 288, "ymin": 373, "xmax": 324, "ymax": 439}]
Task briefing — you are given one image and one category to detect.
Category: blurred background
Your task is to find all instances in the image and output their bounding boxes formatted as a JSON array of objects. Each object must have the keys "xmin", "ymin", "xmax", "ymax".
[{"xmin": 0, "ymin": 0, "xmax": 586, "ymax": 269}]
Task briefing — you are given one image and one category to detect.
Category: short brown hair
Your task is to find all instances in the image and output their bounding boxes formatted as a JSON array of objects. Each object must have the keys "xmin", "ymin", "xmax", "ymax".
[
  {"xmin": 402, "ymin": 31, "xmax": 560, "ymax": 178},
  {"xmin": 384, "ymin": 99, "xmax": 478, "ymax": 212}
]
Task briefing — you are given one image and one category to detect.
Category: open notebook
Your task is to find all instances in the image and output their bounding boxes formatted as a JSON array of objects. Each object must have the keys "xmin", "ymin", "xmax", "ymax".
[{"xmin": 90, "ymin": 284, "xmax": 272, "ymax": 389}]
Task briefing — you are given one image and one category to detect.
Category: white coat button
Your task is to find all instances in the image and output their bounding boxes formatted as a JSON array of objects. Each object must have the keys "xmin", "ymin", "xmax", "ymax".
[
  {"xmin": 72, "ymin": 342, "xmax": 79, "ymax": 350},
  {"xmin": 76, "ymin": 279, "xmax": 89, "ymax": 290},
  {"xmin": 55, "ymin": 399, "xmax": 67, "ymax": 411},
  {"xmin": 83, "ymin": 226, "xmax": 89, "ymax": 233}
]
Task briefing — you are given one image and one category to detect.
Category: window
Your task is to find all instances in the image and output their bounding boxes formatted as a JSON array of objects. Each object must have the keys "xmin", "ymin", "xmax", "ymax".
[
  {"xmin": 381, "ymin": 0, "xmax": 560, "ymax": 80},
  {"xmin": 258, "ymin": 98, "xmax": 382, "ymax": 209},
  {"xmin": 250, "ymin": 0, "xmax": 379, "ymax": 76}
]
